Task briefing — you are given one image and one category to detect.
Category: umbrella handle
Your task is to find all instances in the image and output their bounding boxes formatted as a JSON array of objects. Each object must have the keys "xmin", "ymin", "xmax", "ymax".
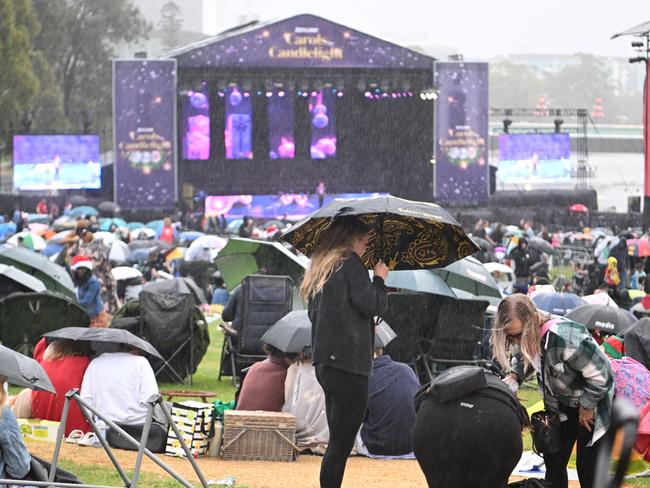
[{"xmin": 378, "ymin": 214, "xmax": 385, "ymax": 262}]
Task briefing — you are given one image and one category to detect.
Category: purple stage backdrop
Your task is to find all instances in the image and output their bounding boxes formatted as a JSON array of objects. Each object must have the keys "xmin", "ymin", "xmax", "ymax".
[
  {"xmin": 173, "ymin": 14, "xmax": 433, "ymax": 70},
  {"xmin": 435, "ymin": 62, "xmax": 488, "ymax": 204},
  {"xmin": 113, "ymin": 59, "xmax": 177, "ymax": 209}
]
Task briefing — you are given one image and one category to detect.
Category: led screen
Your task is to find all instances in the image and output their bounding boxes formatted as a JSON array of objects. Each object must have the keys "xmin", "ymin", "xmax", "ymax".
[
  {"xmin": 182, "ymin": 88, "xmax": 210, "ymax": 160},
  {"xmin": 13, "ymin": 135, "xmax": 101, "ymax": 190},
  {"xmin": 498, "ymin": 133, "xmax": 571, "ymax": 184},
  {"xmin": 225, "ymin": 85, "xmax": 253, "ymax": 159},
  {"xmin": 268, "ymin": 95, "xmax": 294, "ymax": 159},
  {"xmin": 310, "ymin": 89, "xmax": 336, "ymax": 159}
]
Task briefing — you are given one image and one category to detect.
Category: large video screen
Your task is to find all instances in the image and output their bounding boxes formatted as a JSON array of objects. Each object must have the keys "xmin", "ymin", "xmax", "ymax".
[
  {"xmin": 225, "ymin": 85, "xmax": 253, "ymax": 160},
  {"xmin": 268, "ymin": 95, "xmax": 294, "ymax": 159},
  {"xmin": 310, "ymin": 89, "xmax": 336, "ymax": 159},
  {"xmin": 182, "ymin": 88, "xmax": 210, "ymax": 160},
  {"xmin": 13, "ymin": 135, "xmax": 101, "ymax": 190},
  {"xmin": 498, "ymin": 133, "xmax": 571, "ymax": 184}
]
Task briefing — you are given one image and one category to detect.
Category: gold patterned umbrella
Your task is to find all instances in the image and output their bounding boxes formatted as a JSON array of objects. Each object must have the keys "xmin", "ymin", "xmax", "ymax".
[{"xmin": 281, "ymin": 196, "xmax": 479, "ymax": 270}]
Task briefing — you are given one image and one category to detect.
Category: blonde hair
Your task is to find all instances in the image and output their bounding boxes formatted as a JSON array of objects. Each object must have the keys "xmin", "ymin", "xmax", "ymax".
[
  {"xmin": 0, "ymin": 375, "xmax": 7, "ymax": 407},
  {"xmin": 490, "ymin": 294, "xmax": 549, "ymax": 371},
  {"xmin": 43, "ymin": 340, "xmax": 87, "ymax": 361},
  {"xmin": 300, "ymin": 216, "xmax": 370, "ymax": 300}
]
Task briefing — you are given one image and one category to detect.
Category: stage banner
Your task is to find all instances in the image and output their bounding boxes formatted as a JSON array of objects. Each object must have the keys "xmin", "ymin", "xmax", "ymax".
[
  {"xmin": 113, "ymin": 59, "xmax": 177, "ymax": 209},
  {"xmin": 435, "ymin": 62, "xmax": 489, "ymax": 204}
]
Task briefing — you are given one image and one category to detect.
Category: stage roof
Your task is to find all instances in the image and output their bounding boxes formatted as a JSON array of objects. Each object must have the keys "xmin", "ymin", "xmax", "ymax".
[
  {"xmin": 611, "ymin": 20, "xmax": 650, "ymax": 39},
  {"xmin": 166, "ymin": 14, "xmax": 435, "ymax": 70}
]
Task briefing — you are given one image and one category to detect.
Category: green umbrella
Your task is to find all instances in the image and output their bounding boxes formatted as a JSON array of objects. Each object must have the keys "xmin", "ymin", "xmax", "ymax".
[
  {"xmin": 281, "ymin": 195, "xmax": 478, "ymax": 270},
  {"xmin": 432, "ymin": 256, "xmax": 502, "ymax": 300},
  {"xmin": 215, "ymin": 237, "xmax": 308, "ymax": 290},
  {"xmin": 0, "ymin": 292, "xmax": 89, "ymax": 352},
  {"xmin": 0, "ymin": 246, "xmax": 75, "ymax": 298},
  {"xmin": 0, "ymin": 263, "xmax": 47, "ymax": 295},
  {"xmin": 382, "ymin": 269, "xmax": 456, "ymax": 297}
]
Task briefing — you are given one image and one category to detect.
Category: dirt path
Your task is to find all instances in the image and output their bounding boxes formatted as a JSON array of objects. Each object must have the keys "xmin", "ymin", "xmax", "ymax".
[{"xmin": 26, "ymin": 440, "xmax": 586, "ymax": 488}]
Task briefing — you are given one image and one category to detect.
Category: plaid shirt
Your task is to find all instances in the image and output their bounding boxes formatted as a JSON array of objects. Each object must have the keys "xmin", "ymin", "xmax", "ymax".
[{"xmin": 514, "ymin": 319, "xmax": 614, "ymax": 445}]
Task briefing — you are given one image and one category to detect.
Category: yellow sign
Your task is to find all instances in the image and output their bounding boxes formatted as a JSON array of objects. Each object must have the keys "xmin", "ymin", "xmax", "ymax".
[{"xmin": 268, "ymin": 31, "xmax": 343, "ymax": 62}]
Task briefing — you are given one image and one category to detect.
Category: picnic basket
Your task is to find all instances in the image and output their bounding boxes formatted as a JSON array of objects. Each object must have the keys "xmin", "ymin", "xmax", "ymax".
[{"xmin": 221, "ymin": 410, "xmax": 298, "ymax": 461}]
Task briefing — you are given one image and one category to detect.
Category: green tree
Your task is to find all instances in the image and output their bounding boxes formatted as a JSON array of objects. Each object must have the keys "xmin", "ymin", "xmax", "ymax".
[
  {"xmin": 0, "ymin": 0, "xmax": 41, "ymax": 151},
  {"xmin": 32, "ymin": 0, "xmax": 151, "ymax": 143},
  {"xmin": 489, "ymin": 61, "xmax": 544, "ymax": 109},
  {"xmin": 159, "ymin": 0, "xmax": 183, "ymax": 52}
]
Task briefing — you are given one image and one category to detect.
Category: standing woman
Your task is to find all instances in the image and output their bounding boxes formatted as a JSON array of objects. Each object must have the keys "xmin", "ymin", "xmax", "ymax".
[
  {"xmin": 491, "ymin": 294, "xmax": 614, "ymax": 488},
  {"xmin": 301, "ymin": 216, "xmax": 388, "ymax": 488}
]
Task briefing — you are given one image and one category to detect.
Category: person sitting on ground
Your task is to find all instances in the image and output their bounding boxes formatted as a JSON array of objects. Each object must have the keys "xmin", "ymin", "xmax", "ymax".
[
  {"xmin": 80, "ymin": 345, "xmax": 158, "ymax": 426},
  {"xmin": 0, "ymin": 375, "xmax": 31, "ymax": 483},
  {"xmin": 360, "ymin": 342, "xmax": 420, "ymax": 456},
  {"xmin": 29, "ymin": 338, "xmax": 91, "ymax": 435},
  {"xmin": 210, "ymin": 274, "xmax": 229, "ymax": 307},
  {"xmin": 71, "ymin": 255, "xmax": 106, "ymax": 327},
  {"xmin": 283, "ymin": 350, "xmax": 329, "ymax": 454},
  {"xmin": 236, "ymin": 344, "xmax": 298, "ymax": 412}
]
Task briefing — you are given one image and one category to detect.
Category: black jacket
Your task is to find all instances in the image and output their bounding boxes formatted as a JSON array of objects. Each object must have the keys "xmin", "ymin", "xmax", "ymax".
[
  {"xmin": 308, "ymin": 252, "xmax": 387, "ymax": 376},
  {"xmin": 508, "ymin": 245, "xmax": 534, "ymax": 278},
  {"xmin": 221, "ymin": 285, "xmax": 243, "ymax": 333}
]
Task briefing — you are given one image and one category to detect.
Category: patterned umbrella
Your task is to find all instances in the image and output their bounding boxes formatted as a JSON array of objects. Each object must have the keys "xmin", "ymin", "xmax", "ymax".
[{"xmin": 281, "ymin": 196, "xmax": 478, "ymax": 270}]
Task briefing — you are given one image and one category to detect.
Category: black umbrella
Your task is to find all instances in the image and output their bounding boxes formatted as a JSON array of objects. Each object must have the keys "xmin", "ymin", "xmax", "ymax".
[
  {"xmin": 0, "ymin": 344, "xmax": 55, "ymax": 393},
  {"xmin": 261, "ymin": 310, "xmax": 311, "ymax": 353},
  {"xmin": 281, "ymin": 195, "xmax": 478, "ymax": 270},
  {"xmin": 566, "ymin": 304, "xmax": 638, "ymax": 335},
  {"xmin": 471, "ymin": 236, "xmax": 493, "ymax": 251},
  {"xmin": 68, "ymin": 195, "xmax": 87, "ymax": 206},
  {"xmin": 622, "ymin": 318, "xmax": 650, "ymax": 369},
  {"xmin": 42, "ymin": 327, "xmax": 163, "ymax": 360},
  {"xmin": 529, "ymin": 237, "xmax": 554, "ymax": 255},
  {"xmin": 98, "ymin": 201, "xmax": 121, "ymax": 215}
]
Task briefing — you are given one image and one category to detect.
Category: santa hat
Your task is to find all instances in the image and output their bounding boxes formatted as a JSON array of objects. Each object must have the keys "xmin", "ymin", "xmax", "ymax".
[{"xmin": 71, "ymin": 255, "xmax": 93, "ymax": 271}]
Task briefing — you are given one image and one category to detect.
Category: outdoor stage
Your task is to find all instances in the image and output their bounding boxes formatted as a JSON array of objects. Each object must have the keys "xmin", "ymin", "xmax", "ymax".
[{"xmin": 165, "ymin": 14, "xmax": 436, "ymax": 207}]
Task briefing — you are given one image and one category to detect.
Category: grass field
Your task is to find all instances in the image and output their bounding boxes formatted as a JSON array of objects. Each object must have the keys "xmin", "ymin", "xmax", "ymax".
[{"xmin": 9, "ymin": 318, "xmax": 650, "ymax": 486}]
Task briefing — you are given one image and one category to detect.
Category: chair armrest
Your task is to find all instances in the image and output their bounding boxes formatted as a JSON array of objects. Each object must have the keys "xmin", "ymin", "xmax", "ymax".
[{"xmin": 220, "ymin": 322, "xmax": 238, "ymax": 337}]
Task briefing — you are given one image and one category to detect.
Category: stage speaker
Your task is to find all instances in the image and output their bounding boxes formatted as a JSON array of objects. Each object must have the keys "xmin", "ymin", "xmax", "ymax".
[
  {"xmin": 489, "ymin": 165, "xmax": 497, "ymax": 195},
  {"xmin": 628, "ymin": 196, "xmax": 641, "ymax": 213}
]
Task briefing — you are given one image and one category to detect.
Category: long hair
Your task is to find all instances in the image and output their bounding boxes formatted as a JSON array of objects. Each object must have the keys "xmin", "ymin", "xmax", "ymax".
[
  {"xmin": 0, "ymin": 375, "xmax": 7, "ymax": 407},
  {"xmin": 44, "ymin": 340, "xmax": 88, "ymax": 361},
  {"xmin": 300, "ymin": 216, "xmax": 370, "ymax": 300},
  {"xmin": 491, "ymin": 294, "xmax": 549, "ymax": 370}
]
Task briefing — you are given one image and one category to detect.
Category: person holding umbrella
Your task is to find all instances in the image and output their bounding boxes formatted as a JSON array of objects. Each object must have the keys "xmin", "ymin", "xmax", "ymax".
[
  {"xmin": 301, "ymin": 215, "xmax": 388, "ymax": 488},
  {"xmin": 0, "ymin": 376, "xmax": 31, "ymax": 483},
  {"xmin": 491, "ymin": 294, "xmax": 614, "ymax": 488},
  {"xmin": 71, "ymin": 255, "xmax": 105, "ymax": 327}
]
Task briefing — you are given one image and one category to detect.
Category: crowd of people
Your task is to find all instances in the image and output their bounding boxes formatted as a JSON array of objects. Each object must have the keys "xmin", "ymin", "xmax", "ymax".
[{"xmin": 1, "ymin": 201, "xmax": 649, "ymax": 488}]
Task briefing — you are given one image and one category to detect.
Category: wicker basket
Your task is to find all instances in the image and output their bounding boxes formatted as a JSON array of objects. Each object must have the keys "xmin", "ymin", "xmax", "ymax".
[{"xmin": 221, "ymin": 410, "xmax": 298, "ymax": 461}]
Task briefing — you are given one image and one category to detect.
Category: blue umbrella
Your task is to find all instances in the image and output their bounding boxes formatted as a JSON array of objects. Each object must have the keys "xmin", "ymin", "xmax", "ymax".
[
  {"xmin": 27, "ymin": 213, "xmax": 51, "ymax": 224},
  {"xmin": 126, "ymin": 222, "xmax": 145, "ymax": 231},
  {"xmin": 69, "ymin": 206, "xmax": 98, "ymax": 217},
  {"xmin": 532, "ymin": 292, "xmax": 586, "ymax": 316},
  {"xmin": 145, "ymin": 220, "xmax": 164, "ymax": 232},
  {"xmin": 179, "ymin": 231, "xmax": 205, "ymax": 243},
  {"xmin": 42, "ymin": 242, "xmax": 64, "ymax": 258},
  {"xmin": 99, "ymin": 218, "xmax": 127, "ymax": 231}
]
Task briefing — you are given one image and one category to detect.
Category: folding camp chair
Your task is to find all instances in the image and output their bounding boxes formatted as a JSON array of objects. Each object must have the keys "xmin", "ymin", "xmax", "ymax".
[
  {"xmin": 219, "ymin": 274, "xmax": 293, "ymax": 386},
  {"xmin": 418, "ymin": 296, "xmax": 492, "ymax": 381}
]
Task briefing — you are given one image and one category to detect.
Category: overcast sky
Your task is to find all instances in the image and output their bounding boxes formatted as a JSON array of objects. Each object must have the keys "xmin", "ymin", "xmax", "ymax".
[{"xmin": 243, "ymin": 0, "xmax": 648, "ymax": 59}]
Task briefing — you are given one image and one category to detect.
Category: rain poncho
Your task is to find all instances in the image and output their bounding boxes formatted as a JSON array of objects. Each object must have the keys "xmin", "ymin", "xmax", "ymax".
[{"xmin": 605, "ymin": 257, "xmax": 620, "ymax": 286}]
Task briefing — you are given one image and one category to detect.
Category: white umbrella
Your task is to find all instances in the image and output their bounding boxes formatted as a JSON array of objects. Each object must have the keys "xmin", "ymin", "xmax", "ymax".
[
  {"xmin": 582, "ymin": 293, "xmax": 619, "ymax": 308},
  {"xmin": 94, "ymin": 231, "xmax": 117, "ymax": 245},
  {"xmin": 111, "ymin": 266, "xmax": 143, "ymax": 281},
  {"xmin": 109, "ymin": 240, "xmax": 130, "ymax": 262},
  {"xmin": 129, "ymin": 228, "xmax": 156, "ymax": 241},
  {"xmin": 48, "ymin": 230, "xmax": 73, "ymax": 242},
  {"xmin": 186, "ymin": 235, "xmax": 227, "ymax": 262}
]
